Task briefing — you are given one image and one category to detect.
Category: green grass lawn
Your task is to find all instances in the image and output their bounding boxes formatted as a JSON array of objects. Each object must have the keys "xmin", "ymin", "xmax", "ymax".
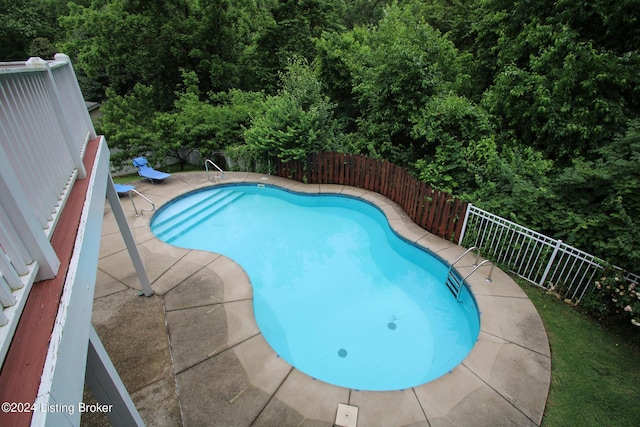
[
  {"xmin": 519, "ymin": 283, "xmax": 640, "ymax": 426},
  {"xmin": 111, "ymin": 173, "xmax": 139, "ymax": 185}
]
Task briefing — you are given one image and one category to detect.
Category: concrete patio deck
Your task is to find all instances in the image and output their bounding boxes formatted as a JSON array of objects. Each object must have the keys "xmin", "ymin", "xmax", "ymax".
[{"xmin": 85, "ymin": 171, "xmax": 550, "ymax": 427}]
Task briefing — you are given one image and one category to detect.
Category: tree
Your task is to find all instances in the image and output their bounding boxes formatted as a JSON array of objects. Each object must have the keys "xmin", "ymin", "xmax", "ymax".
[
  {"xmin": 60, "ymin": 0, "xmax": 189, "ymax": 105},
  {"xmin": 314, "ymin": 32, "xmax": 360, "ymax": 130},
  {"xmin": 100, "ymin": 70, "xmax": 265, "ymax": 170},
  {"xmin": 239, "ymin": 58, "xmax": 344, "ymax": 162},
  {"xmin": 98, "ymin": 84, "xmax": 161, "ymax": 169},
  {"xmin": 412, "ymin": 94, "xmax": 497, "ymax": 193},
  {"xmin": 481, "ymin": 22, "xmax": 636, "ymax": 162},
  {"xmin": 155, "ymin": 71, "xmax": 266, "ymax": 168},
  {"xmin": 27, "ymin": 38, "xmax": 57, "ymax": 59},
  {"xmin": 415, "ymin": 0, "xmax": 478, "ymax": 52},
  {"xmin": 182, "ymin": 0, "xmax": 275, "ymax": 94},
  {"xmin": 472, "ymin": 0, "xmax": 640, "ymax": 163},
  {"xmin": 342, "ymin": 0, "xmax": 391, "ymax": 29},
  {"xmin": 549, "ymin": 121, "xmax": 640, "ymax": 271},
  {"xmin": 464, "ymin": 144, "xmax": 555, "ymax": 228},
  {"xmin": 246, "ymin": 0, "xmax": 345, "ymax": 92},
  {"xmin": 0, "ymin": 0, "xmax": 75, "ymax": 60},
  {"xmin": 334, "ymin": 1, "xmax": 465, "ymax": 164}
]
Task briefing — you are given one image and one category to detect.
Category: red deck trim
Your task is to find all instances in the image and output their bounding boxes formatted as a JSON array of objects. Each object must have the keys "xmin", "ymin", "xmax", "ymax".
[{"xmin": 0, "ymin": 138, "xmax": 101, "ymax": 426}]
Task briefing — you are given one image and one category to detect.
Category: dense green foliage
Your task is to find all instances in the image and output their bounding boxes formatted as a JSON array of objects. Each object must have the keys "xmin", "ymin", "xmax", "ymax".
[
  {"xmin": 580, "ymin": 272, "xmax": 640, "ymax": 332},
  {"xmin": 3, "ymin": 0, "xmax": 639, "ymax": 273},
  {"xmin": 240, "ymin": 58, "xmax": 345, "ymax": 162}
]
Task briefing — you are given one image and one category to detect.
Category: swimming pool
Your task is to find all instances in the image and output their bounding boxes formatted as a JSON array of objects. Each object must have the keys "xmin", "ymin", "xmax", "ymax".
[{"xmin": 151, "ymin": 184, "xmax": 480, "ymax": 390}]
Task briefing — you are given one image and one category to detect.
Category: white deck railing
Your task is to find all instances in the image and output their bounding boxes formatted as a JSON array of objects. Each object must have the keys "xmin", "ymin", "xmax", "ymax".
[
  {"xmin": 459, "ymin": 204, "xmax": 640, "ymax": 301},
  {"xmin": 0, "ymin": 54, "xmax": 146, "ymax": 426},
  {"xmin": 0, "ymin": 54, "xmax": 96, "ymax": 366}
]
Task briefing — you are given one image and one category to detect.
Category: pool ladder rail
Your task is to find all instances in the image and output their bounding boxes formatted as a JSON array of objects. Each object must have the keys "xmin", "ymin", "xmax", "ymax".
[
  {"xmin": 445, "ymin": 246, "xmax": 495, "ymax": 301},
  {"xmin": 205, "ymin": 158, "xmax": 225, "ymax": 183},
  {"xmin": 126, "ymin": 189, "xmax": 156, "ymax": 217}
]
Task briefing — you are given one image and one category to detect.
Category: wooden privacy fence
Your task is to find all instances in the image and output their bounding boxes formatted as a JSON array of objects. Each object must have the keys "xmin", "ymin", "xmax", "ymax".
[{"xmin": 273, "ymin": 152, "xmax": 468, "ymax": 243}]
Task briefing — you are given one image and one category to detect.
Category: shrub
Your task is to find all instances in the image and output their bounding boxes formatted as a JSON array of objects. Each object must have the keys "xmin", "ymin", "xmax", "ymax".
[{"xmin": 581, "ymin": 274, "xmax": 640, "ymax": 329}]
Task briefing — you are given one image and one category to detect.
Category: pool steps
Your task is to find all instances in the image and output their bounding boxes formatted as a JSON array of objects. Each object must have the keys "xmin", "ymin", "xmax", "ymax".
[{"xmin": 153, "ymin": 189, "xmax": 244, "ymax": 243}]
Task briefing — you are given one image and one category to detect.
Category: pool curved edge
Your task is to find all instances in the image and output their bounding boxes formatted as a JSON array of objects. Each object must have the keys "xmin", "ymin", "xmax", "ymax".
[
  {"xmin": 142, "ymin": 171, "xmax": 551, "ymax": 426},
  {"xmin": 151, "ymin": 181, "xmax": 481, "ymax": 390}
]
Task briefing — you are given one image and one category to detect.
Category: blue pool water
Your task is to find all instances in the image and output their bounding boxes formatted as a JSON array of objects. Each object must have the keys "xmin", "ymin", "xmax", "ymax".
[{"xmin": 151, "ymin": 184, "xmax": 480, "ymax": 390}]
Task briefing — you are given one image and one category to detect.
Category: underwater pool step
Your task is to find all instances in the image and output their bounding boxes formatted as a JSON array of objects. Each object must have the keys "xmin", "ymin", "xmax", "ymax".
[
  {"xmin": 153, "ymin": 190, "xmax": 241, "ymax": 240},
  {"xmin": 159, "ymin": 191, "xmax": 245, "ymax": 243},
  {"xmin": 444, "ymin": 270, "xmax": 463, "ymax": 300},
  {"xmin": 152, "ymin": 190, "xmax": 233, "ymax": 237},
  {"xmin": 153, "ymin": 190, "xmax": 242, "ymax": 240},
  {"xmin": 153, "ymin": 190, "xmax": 233, "ymax": 232}
]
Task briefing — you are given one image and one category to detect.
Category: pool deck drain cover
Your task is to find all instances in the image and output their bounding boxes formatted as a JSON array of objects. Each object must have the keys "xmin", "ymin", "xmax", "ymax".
[{"xmin": 335, "ymin": 403, "xmax": 358, "ymax": 427}]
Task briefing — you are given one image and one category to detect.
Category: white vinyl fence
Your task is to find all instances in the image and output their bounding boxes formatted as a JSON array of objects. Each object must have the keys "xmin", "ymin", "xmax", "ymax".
[{"xmin": 459, "ymin": 204, "xmax": 640, "ymax": 302}]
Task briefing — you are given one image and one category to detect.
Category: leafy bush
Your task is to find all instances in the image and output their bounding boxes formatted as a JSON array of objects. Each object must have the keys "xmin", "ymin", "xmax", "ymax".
[
  {"xmin": 242, "ymin": 58, "xmax": 345, "ymax": 161},
  {"xmin": 581, "ymin": 274, "xmax": 640, "ymax": 330}
]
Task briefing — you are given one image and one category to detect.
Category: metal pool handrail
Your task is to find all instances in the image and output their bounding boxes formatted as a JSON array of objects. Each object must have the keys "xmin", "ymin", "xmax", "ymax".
[
  {"xmin": 463, "ymin": 260, "xmax": 495, "ymax": 283},
  {"xmin": 450, "ymin": 246, "xmax": 480, "ymax": 268},
  {"xmin": 205, "ymin": 159, "xmax": 224, "ymax": 182},
  {"xmin": 445, "ymin": 247, "xmax": 495, "ymax": 301},
  {"xmin": 127, "ymin": 190, "xmax": 155, "ymax": 217}
]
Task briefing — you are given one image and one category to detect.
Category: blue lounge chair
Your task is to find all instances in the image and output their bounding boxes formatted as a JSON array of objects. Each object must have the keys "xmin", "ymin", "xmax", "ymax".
[
  {"xmin": 114, "ymin": 183, "xmax": 135, "ymax": 195},
  {"xmin": 132, "ymin": 157, "xmax": 171, "ymax": 183}
]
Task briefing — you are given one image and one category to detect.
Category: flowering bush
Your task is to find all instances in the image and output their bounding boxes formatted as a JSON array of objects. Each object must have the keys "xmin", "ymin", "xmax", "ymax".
[{"xmin": 581, "ymin": 274, "xmax": 640, "ymax": 328}]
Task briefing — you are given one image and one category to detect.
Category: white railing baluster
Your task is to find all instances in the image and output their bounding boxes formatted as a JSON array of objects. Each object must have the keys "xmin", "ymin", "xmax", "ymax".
[
  {"xmin": 0, "ymin": 250, "xmax": 22, "ymax": 291},
  {"xmin": 505, "ymin": 223, "xmax": 518, "ymax": 266},
  {"xmin": 527, "ymin": 244, "xmax": 543, "ymax": 282},
  {"xmin": 0, "ymin": 210, "xmax": 31, "ymax": 276},
  {"xmin": 495, "ymin": 219, "xmax": 507, "ymax": 261},
  {"xmin": 30, "ymin": 72, "xmax": 63, "ymax": 210},
  {"xmin": 0, "ymin": 281, "xmax": 17, "ymax": 310},
  {"xmin": 477, "ymin": 214, "xmax": 489, "ymax": 249},
  {"xmin": 31, "ymin": 69, "xmax": 74, "ymax": 211},
  {"xmin": 558, "ymin": 249, "xmax": 577, "ymax": 287},
  {"xmin": 53, "ymin": 53, "xmax": 96, "ymax": 146},
  {"xmin": 4, "ymin": 75, "xmax": 52, "ymax": 227},
  {"xmin": 52, "ymin": 63, "xmax": 93, "ymax": 154},
  {"xmin": 571, "ymin": 262, "xmax": 592, "ymax": 299},
  {"xmin": 577, "ymin": 268, "xmax": 602, "ymax": 301},
  {"xmin": 0, "ymin": 311, "xmax": 8, "ymax": 327},
  {"xmin": 521, "ymin": 236, "xmax": 538, "ymax": 276},
  {"xmin": 511, "ymin": 230, "xmax": 525, "ymax": 271},
  {"xmin": 487, "ymin": 217, "xmax": 499, "ymax": 254}
]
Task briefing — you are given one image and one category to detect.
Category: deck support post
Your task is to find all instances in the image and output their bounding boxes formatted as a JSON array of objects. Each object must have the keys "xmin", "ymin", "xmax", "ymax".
[
  {"xmin": 86, "ymin": 326, "xmax": 144, "ymax": 426},
  {"xmin": 105, "ymin": 174, "xmax": 154, "ymax": 296}
]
